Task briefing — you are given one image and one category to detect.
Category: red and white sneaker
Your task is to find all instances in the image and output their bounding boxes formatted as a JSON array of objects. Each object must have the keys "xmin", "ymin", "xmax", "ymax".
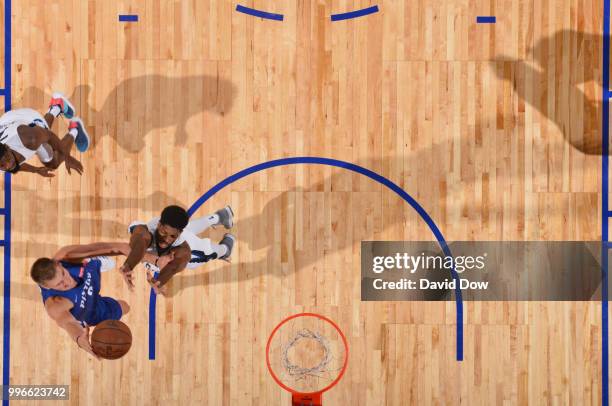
[
  {"xmin": 68, "ymin": 118, "xmax": 91, "ymax": 152},
  {"xmin": 48, "ymin": 92, "xmax": 75, "ymax": 119}
]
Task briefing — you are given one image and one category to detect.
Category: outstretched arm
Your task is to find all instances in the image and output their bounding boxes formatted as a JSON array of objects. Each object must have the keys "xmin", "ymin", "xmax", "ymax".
[
  {"xmin": 53, "ymin": 242, "xmax": 130, "ymax": 262},
  {"xmin": 120, "ymin": 226, "xmax": 152, "ymax": 290},
  {"xmin": 44, "ymin": 297, "xmax": 99, "ymax": 359},
  {"xmin": 18, "ymin": 163, "xmax": 55, "ymax": 177}
]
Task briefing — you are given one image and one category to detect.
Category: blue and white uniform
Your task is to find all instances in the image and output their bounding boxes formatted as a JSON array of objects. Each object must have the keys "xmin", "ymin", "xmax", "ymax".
[
  {"xmin": 128, "ymin": 216, "xmax": 219, "ymax": 273},
  {"xmin": 39, "ymin": 259, "xmax": 123, "ymax": 326}
]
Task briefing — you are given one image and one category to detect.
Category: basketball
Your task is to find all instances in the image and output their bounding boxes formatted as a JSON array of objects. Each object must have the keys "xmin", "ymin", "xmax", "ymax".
[{"xmin": 91, "ymin": 320, "xmax": 132, "ymax": 360}]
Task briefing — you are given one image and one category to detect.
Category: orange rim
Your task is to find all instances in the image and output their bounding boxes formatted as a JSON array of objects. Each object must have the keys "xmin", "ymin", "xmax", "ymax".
[{"xmin": 265, "ymin": 312, "xmax": 349, "ymax": 396}]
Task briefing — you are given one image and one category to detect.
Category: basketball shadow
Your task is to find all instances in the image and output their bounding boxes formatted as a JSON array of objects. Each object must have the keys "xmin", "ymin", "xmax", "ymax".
[
  {"xmin": 493, "ymin": 29, "xmax": 602, "ymax": 155},
  {"xmin": 17, "ymin": 74, "xmax": 237, "ymax": 152}
]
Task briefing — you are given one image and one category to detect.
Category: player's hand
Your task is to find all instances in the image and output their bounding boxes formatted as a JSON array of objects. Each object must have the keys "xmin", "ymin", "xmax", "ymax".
[
  {"xmin": 157, "ymin": 252, "xmax": 174, "ymax": 269},
  {"xmin": 147, "ymin": 271, "xmax": 167, "ymax": 296},
  {"xmin": 64, "ymin": 156, "xmax": 83, "ymax": 175},
  {"xmin": 37, "ymin": 167, "xmax": 55, "ymax": 178},
  {"xmin": 120, "ymin": 264, "xmax": 135, "ymax": 291},
  {"xmin": 76, "ymin": 327, "xmax": 100, "ymax": 360}
]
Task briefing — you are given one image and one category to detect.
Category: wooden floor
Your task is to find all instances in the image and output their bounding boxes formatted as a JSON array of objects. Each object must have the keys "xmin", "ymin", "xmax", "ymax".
[{"xmin": 0, "ymin": 0, "xmax": 607, "ymax": 404}]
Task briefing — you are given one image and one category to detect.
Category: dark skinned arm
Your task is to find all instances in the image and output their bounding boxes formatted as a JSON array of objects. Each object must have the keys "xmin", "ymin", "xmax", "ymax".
[
  {"xmin": 155, "ymin": 242, "xmax": 191, "ymax": 287},
  {"xmin": 17, "ymin": 163, "xmax": 55, "ymax": 177},
  {"xmin": 120, "ymin": 225, "xmax": 152, "ymax": 290},
  {"xmin": 53, "ymin": 242, "xmax": 129, "ymax": 263}
]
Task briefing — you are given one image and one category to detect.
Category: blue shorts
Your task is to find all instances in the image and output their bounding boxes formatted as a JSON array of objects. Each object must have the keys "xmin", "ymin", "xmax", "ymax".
[{"xmin": 87, "ymin": 296, "xmax": 123, "ymax": 326}]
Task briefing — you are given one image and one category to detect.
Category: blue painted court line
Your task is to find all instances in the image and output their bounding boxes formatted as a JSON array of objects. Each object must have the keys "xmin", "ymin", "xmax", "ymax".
[
  {"xmin": 476, "ymin": 16, "xmax": 496, "ymax": 24},
  {"xmin": 164, "ymin": 157, "xmax": 463, "ymax": 361},
  {"xmin": 602, "ymin": 0, "xmax": 610, "ymax": 403},
  {"xmin": 2, "ymin": 0, "xmax": 11, "ymax": 403},
  {"xmin": 331, "ymin": 5, "xmax": 379, "ymax": 21},
  {"xmin": 235, "ymin": 5, "xmax": 283, "ymax": 21},
  {"xmin": 118, "ymin": 15, "xmax": 138, "ymax": 22},
  {"xmin": 148, "ymin": 280, "xmax": 157, "ymax": 360}
]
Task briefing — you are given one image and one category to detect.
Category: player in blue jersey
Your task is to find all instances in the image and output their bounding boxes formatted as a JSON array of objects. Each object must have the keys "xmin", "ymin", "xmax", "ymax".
[{"xmin": 31, "ymin": 242, "xmax": 131, "ymax": 359}]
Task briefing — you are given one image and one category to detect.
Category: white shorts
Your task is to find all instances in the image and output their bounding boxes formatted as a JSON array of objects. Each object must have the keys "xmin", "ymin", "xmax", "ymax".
[
  {"xmin": 36, "ymin": 143, "xmax": 54, "ymax": 163},
  {"xmin": 183, "ymin": 231, "xmax": 214, "ymax": 269}
]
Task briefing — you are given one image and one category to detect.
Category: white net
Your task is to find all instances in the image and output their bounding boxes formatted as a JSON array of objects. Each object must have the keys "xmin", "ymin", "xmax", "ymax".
[{"xmin": 267, "ymin": 314, "xmax": 347, "ymax": 394}]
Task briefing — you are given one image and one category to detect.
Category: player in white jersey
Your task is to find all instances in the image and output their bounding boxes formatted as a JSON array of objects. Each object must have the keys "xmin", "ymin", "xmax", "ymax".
[
  {"xmin": 0, "ymin": 92, "xmax": 90, "ymax": 177},
  {"xmin": 121, "ymin": 205, "xmax": 236, "ymax": 295}
]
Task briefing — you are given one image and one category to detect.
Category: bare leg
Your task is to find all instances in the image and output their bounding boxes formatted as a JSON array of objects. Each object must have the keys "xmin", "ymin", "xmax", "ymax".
[
  {"xmin": 43, "ymin": 134, "xmax": 75, "ymax": 169},
  {"xmin": 43, "ymin": 113, "xmax": 55, "ymax": 128}
]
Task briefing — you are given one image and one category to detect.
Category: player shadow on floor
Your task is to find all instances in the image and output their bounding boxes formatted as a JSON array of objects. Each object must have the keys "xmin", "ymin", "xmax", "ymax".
[
  {"xmin": 17, "ymin": 75, "xmax": 237, "ymax": 152},
  {"xmin": 493, "ymin": 29, "xmax": 602, "ymax": 155},
  {"xmin": 8, "ymin": 187, "xmax": 186, "ymax": 255},
  {"xmin": 166, "ymin": 157, "xmax": 453, "ymax": 296},
  {"xmin": 1, "ymin": 281, "xmax": 45, "ymax": 303}
]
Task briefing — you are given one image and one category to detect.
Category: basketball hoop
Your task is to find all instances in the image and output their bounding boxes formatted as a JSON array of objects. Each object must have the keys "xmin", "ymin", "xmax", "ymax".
[{"xmin": 266, "ymin": 313, "xmax": 349, "ymax": 406}]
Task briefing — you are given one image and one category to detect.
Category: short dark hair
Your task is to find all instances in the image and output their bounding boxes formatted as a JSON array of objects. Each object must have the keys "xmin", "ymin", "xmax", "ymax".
[
  {"xmin": 160, "ymin": 205, "xmax": 189, "ymax": 231},
  {"xmin": 0, "ymin": 144, "xmax": 19, "ymax": 173},
  {"xmin": 30, "ymin": 258, "xmax": 57, "ymax": 285}
]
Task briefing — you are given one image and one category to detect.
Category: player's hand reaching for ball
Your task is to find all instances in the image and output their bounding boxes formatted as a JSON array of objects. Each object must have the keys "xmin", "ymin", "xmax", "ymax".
[
  {"xmin": 64, "ymin": 156, "xmax": 83, "ymax": 175},
  {"xmin": 147, "ymin": 271, "xmax": 167, "ymax": 296},
  {"xmin": 76, "ymin": 326, "xmax": 100, "ymax": 360},
  {"xmin": 120, "ymin": 264, "xmax": 135, "ymax": 291},
  {"xmin": 156, "ymin": 252, "xmax": 174, "ymax": 270}
]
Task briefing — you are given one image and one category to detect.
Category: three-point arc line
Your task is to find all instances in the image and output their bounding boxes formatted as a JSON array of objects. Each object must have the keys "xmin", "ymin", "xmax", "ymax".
[
  {"xmin": 148, "ymin": 157, "xmax": 464, "ymax": 362},
  {"xmin": 331, "ymin": 5, "xmax": 379, "ymax": 21},
  {"xmin": 235, "ymin": 5, "xmax": 283, "ymax": 21}
]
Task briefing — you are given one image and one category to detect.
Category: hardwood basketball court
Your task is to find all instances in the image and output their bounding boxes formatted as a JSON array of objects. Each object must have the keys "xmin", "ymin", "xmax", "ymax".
[{"xmin": 0, "ymin": 0, "xmax": 607, "ymax": 404}]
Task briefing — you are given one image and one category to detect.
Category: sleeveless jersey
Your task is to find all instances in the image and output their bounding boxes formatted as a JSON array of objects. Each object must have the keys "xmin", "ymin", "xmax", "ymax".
[
  {"xmin": 0, "ymin": 108, "xmax": 49, "ymax": 161},
  {"xmin": 128, "ymin": 217, "xmax": 216, "ymax": 272},
  {"xmin": 39, "ymin": 259, "xmax": 102, "ymax": 326}
]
